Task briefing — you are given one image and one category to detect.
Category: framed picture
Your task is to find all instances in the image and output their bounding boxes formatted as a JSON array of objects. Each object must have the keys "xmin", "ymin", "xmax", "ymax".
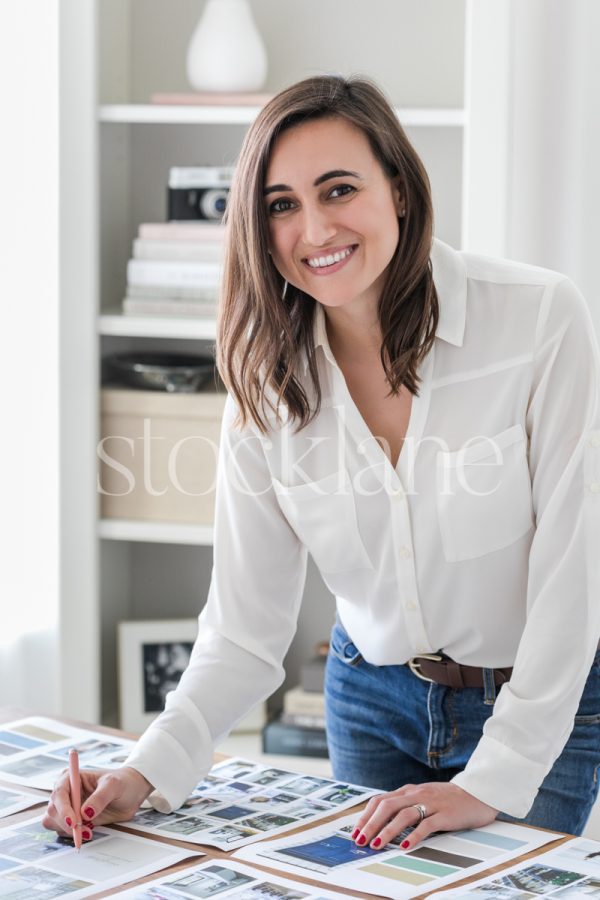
[{"xmin": 118, "ymin": 619, "xmax": 266, "ymax": 736}]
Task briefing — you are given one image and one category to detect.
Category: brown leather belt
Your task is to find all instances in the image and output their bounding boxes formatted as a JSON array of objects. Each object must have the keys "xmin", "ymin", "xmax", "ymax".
[{"xmin": 406, "ymin": 653, "xmax": 512, "ymax": 689}]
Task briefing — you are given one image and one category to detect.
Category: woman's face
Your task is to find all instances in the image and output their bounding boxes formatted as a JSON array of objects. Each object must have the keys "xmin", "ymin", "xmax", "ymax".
[{"xmin": 264, "ymin": 116, "xmax": 404, "ymax": 314}]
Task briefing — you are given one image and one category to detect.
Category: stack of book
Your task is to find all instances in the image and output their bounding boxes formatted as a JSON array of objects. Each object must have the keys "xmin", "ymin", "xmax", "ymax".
[
  {"xmin": 262, "ymin": 643, "xmax": 329, "ymax": 758},
  {"xmin": 122, "ymin": 221, "xmax": 225, "ymax": 319}
]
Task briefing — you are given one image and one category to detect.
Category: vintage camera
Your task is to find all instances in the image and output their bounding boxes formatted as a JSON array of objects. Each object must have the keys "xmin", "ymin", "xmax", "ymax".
[{"xmin": 167, "ymin": 165, "xmax": 234, "ymax": 221}]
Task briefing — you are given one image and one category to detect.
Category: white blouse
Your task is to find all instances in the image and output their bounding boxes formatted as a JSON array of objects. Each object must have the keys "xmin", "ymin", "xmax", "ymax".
[{"xmin": 126, "ymin": 238, "xmax": 600, "ymax": 819}]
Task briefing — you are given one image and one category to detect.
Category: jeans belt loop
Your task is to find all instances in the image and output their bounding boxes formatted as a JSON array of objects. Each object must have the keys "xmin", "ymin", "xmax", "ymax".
[{"xmin": 482, "ymin": 667, "xmax": 497, "ymax": 705}]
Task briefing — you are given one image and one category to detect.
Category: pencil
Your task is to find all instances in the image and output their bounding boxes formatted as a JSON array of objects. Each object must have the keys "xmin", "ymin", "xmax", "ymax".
[{"xmin": 68, "ymin": 749, "xmax": 83, "ymax": 851}]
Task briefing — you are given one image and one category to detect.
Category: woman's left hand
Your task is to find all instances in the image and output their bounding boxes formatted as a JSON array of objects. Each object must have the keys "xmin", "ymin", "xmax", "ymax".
[{"xmin": 352, "ymin": 782, "xmax": 498, "ymax": 851}]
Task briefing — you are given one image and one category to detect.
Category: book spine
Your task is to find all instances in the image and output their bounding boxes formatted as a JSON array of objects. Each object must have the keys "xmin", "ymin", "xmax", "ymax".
[
  {"xmin": 138, "ymin": 222, "xmax": 226, "ymax": 241},
  {"xmin": 133, "ymin": 239, "xmax": 224, "ymax": 262},
  {"xmin": 261, "ymin": 720, "xmax": 329, "ymax": 758},
  {"xmin": 126, "ymin": 284, "xmax": 220, "ymax": 300},
  {"xmin": 122, "ymin": 299, "xmax": 217, "ymax": 318},
  {"xmin": 283, "ymin": 692, "xmax": 325, "ymax": 717},
  {"xmin": 127, "ymin": 259, "xmax": 222, "ymax": 288},
  {"xmin": 169, "ymin": 166, "xmax": 235, "ymax": 188},
  {"xmin": 280, "ymin": 712, "xmax": 326, "ymax": 730}
]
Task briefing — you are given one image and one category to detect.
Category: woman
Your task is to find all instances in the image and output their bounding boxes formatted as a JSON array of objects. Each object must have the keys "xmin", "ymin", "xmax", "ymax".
[{"xmin": 44, "ymin": 74, "xmax": 600, "ymax": 848}]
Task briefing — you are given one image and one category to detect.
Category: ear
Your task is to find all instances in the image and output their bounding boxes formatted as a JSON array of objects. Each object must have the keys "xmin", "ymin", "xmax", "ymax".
[{"xmin": 392, "ymin": 176, "xmax": 405, "ymax": 217}]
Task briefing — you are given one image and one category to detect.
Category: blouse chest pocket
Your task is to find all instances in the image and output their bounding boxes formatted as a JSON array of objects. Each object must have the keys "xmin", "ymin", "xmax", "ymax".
[
  {"xmin": 436, "ymin": 424, "xmax": 534, "ymax": 563},
  {"xmin": 272, "ymin": 469, "xmax": 373, "ymax": 575}
]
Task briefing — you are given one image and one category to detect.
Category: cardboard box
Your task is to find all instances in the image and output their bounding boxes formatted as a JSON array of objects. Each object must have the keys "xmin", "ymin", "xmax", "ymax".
[{"xmin": 99, "ymin": 388, "xmax": 227, "ymax": 524}]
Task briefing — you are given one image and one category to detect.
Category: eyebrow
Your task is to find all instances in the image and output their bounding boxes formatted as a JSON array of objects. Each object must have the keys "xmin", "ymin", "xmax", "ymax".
[{"xmin": 263, "ymin": 169, "xmax": 361, "ymax": 196}]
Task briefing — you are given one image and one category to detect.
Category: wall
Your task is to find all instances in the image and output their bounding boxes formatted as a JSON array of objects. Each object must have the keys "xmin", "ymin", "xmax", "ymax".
[
  {"xmin": 126, "ymin": 0, "xmax": 466, "ymax": 106},
  {"xmin": 507, "ymin": 0, "xmax": 600, "ymax": 334}
]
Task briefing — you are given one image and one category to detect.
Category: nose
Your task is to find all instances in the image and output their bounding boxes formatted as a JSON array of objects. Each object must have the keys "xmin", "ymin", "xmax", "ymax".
[{"xmin": 301, "ymin": 203, "xmax": 337, "ymax": 248}]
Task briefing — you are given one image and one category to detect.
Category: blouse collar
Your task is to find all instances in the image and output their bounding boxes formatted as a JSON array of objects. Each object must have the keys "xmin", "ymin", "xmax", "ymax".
[{"xmin": 304, "ymin": 237, "xmax": 467, "ymax": 373}]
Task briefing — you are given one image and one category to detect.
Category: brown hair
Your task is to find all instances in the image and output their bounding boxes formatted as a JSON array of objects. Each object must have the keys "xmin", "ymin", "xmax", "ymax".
[{"xmin": 217, "ymin": 74, "xmax": 438, "ymax": 433}]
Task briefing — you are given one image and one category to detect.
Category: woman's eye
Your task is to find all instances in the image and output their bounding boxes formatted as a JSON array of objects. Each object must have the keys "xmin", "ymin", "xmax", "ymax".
[
  {"xmin": 268, "ymin": 185, "xmax": 355, "ymax": 215},
  {"xmin": 329, "ymin": 184, "xmax": 355, "ymax": 199},
  {"xmin": 269, "ymin": 198, "xmax": 294, "ymax": 215}
]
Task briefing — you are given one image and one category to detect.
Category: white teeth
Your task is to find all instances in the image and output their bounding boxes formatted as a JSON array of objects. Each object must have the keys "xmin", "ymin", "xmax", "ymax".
[{"xmin": 307, "ymin": 246, "xmax": 354, "ymax": 268}]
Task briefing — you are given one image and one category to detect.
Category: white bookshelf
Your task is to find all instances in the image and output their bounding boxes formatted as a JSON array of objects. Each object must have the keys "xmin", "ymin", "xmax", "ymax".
[
  {"xmin": 99, "ymin": 103, "xmax": 467, "ymax": 127},
  {"xmin": 60, "ymin": 0, "xmax": 511, "ymax": 725},
  {"xmin": 98, "ymin": 519, "xmax": 214, "ymax": 546},
  {"xmin": 99, "ymin": 310, "xmax": 216, "ymax": 340},
  {"xmin": 99, "ymin": 104, "xmax": 264, "ymax": 125}
]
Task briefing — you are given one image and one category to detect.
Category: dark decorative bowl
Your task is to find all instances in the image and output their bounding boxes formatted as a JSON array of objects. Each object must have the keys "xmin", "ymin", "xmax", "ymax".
[{"xmin": 103, "ymin": 352, "xmax": 215, "ymax": 393}]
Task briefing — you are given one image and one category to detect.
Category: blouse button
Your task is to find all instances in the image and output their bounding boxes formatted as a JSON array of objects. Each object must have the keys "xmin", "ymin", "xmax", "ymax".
[
  {"xmin": 589, "ymin": 482, "xmax": 600, "ymax": 494},
  {"xmin": 399, "ymin": 546, "xmax": 412, "ymax": 559},
  {"xmin": 589, "ymin": 434, "xmax": 600, "ymax": 449}
]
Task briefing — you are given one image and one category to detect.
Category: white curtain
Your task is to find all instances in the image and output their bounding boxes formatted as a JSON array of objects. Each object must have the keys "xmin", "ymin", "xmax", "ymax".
[
  {"xmin": 507, "ymin": 1, "xmax": 600, "ymax": 840},
  {"xmin": 507, "ymin": 0, "xmax": 600, "ymax": 335},
  {"xmin": 0, "ymin": 4, "xmax": 60, "ymax": 709}
]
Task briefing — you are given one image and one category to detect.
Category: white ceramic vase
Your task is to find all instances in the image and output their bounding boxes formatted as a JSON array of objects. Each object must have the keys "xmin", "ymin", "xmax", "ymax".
[{"xmin": 186, "ymin": 0, "xmax": 268, "ymax": 92}]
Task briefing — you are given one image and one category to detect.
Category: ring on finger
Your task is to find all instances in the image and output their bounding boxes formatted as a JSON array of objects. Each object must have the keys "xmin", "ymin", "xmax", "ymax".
[{"xmin": 411, "ymin": 803, "xmax": 428, "ymax": 824}]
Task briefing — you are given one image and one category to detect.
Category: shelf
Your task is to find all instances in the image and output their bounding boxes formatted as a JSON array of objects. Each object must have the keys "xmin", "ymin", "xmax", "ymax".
[
  {"xmin": 99, "ymin": 311, "xmax": 216, "ymax": 340},
  {"xmin": 99, "ymin": 518, "xmax": 214, "ymax": 545},
  {"xmin": 395, "ymin": 108, "xmax": 466, "ymax": 126},
  {"xmin": 99, "ymin": 104, "xmax": 467, "ymax": 127},
  {"xmin": 99, "ymin": 104, "xmax": 264, "ymax": 124}
]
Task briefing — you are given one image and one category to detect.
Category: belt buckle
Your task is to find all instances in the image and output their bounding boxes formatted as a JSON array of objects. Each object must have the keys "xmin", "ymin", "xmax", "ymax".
[{"xmin": 408, "ymin": 653, "xmax": 443, "ymax": 683}]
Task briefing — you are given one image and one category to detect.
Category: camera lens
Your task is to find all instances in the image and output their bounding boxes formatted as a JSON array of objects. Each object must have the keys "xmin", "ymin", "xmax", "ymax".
[{"xmin": 199, "ymin": 189, "xmax": 228, "ymax": 220}]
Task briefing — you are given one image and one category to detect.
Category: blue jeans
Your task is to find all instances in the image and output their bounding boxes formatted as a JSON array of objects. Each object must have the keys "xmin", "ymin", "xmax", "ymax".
[{"xmin": 325, "ymin": 619, "xmax": 600, "ymax": 835}]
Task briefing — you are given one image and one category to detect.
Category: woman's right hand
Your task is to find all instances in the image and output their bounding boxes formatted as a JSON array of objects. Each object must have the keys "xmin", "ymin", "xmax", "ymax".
[{"xmin": 42, "ymin": 766, "xmax": 154, "ymax": 841}]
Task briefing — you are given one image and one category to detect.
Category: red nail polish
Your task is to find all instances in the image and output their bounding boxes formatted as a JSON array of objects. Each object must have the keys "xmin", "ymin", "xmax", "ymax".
[
  {"xmin": 84, "ymin": 806, "xmax": 95, "ymax": 819},
  {"xmin": 372, "ymin": 837, "xmax": 382, "ymax": 848},
  {"xmin": 401, "ymin": 839, "xmax": 410, "ymax": 849},
  {"xmin": 65, "ymin": 816, "xmax": 72, "ymax": 827},
  {"xmin": 357, "ymin": 834, "xmax": 367, "ymax": 846},
  {"xmin": 352, "ymin": 828, "xmax": 360, "ymax": 839},
  {"xmin": 82, "ymin": 829, "xmax": 92, "ymax": 841}
]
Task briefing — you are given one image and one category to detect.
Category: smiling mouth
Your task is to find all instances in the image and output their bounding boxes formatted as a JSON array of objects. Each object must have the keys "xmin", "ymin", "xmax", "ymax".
[{"xmin": 303, "ymin": 244, "xmax": 358, "ymax": 271}]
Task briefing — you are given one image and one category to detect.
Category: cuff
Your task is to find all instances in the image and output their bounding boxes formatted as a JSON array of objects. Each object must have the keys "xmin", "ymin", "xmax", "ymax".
[
  {"xmin": 451, "ymin": 734, "xmax": 548, "ymax": 818},
  {"xmin": 124, "ymin": 696, "xmax": 214, "ymax": 812}
]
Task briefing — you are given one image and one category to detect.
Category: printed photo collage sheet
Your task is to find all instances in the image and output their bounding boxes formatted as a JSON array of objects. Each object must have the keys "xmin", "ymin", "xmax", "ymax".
[
  {"xmin": 0, "ymin": 714, "xmax": 137, "ymax": 826},
  {"xmin": 125, "ymin": 756, "xmax": 379, "ymax": 850},
  {"xmin": 0, "ymin": 784, "xmax": 47, "ymax": 820},
  {"xmin": 0, "ymin": 716, "xmax": 590, "ymax": 900},
  {"xmin": 113, "ymin": 857, "xmax": 345, "ymax": 900},
  {"xmin": 0, "ymin": 717, "xmax": 377, "ymax": 898},
  {"xmin": 430, "ymin": 837, "xmax": 600, "ymax": 900},
  {"xmin": 0, "ymin": 815, "xmax": 202, "ymax": 899},
  {"xmin": 0, "ymin": 716, "xmax": 136, "ymax": 791},
  {"xmin": 236, "ymin": 814, "xmax": 564, "ymax": 900}
]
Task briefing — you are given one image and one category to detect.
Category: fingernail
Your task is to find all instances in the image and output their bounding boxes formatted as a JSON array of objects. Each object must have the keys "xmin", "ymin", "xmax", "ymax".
[
  {"xmin": 401, "ymin": 839, "xmax": 410, "ymax": 849},
  {"xmin": 65, "ymin": 817, "xmax": 72, "ymax": 827},
  {"xmin": 84, "ymin": 806, "xmax": 95, "ymax": 819},
  {"xmin": 352, "ymin": 828, "xmax": 360, "ymax": 839},
  {"xmin": 372, "ymin": 837, "xmax": 382, "ymax": 848},
  {"xmin": 82, "ymin": 829, "xmax": 92, "ymax": 841},
  {"xmin": 357, "ymin": 834, "xmax": 367, "ymax": 846}
]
